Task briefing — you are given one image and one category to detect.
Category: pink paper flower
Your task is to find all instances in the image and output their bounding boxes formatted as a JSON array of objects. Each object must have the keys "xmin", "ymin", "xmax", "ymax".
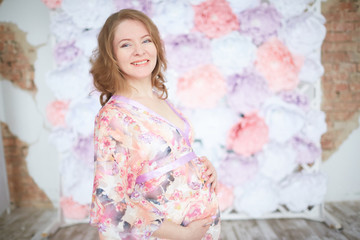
[
  {"xmin": 46, "ymin": 100, "xmax": 70, "ymax": 127},
  {"xmin": 227, "ymin": 112, "xmax": 269, "ymax": 156},
  {"xmin": 60, "ymin": 196, "xmax": 89, "ymax": 219},
  {"xmin": 176, "ymin": 65, "xmax": 226, "ymax": 108},
  {"xmin": 41, "ymin": 0, "xmax": 62, "ymax": 9},
  {"xmin": 217, "ymin": 183, "xmax": 234, "ymax": 212},
  {"xmin": 193, "ymin": 0, "xmax": 239, "ymax": 38},
  {"xmin": 256, "ymin": 38, "xmax": 304, "ymax": 92}
]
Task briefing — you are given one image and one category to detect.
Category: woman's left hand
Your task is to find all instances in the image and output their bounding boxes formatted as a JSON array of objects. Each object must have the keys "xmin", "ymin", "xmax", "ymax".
[{"xmin": 201, "ymin": 156, "xmax": 218, "ymax": 194}]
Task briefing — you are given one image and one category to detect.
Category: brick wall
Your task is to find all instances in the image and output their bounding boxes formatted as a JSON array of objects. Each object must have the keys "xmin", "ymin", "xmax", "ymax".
[
  {"xmin": 321, "ymin": 0, "xmax": 360, "ymax": 160},
  {"xmin": 0, "ymin": 21, "xmax": 52, "ymax": 208}
]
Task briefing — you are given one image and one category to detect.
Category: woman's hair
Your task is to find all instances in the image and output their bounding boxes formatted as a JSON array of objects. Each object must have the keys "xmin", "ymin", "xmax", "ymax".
[{"xmin": 91, "ymin": 9, "xmax": 168, "ymax": 106}]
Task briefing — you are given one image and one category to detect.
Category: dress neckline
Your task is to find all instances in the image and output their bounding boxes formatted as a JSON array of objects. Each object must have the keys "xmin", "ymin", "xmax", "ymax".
[{"xmin": 111, "ymin": 95, "xmax": 191, "ymax": 145}]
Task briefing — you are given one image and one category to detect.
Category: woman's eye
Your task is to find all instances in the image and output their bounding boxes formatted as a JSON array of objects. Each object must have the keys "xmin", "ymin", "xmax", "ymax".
[
  {"xmin": 121, "ymin": 43, "xmax": 130, "ymax": 48},
  {"xmin": 143, "ymin": 39, "xmax": 152, "ymax": 44}
]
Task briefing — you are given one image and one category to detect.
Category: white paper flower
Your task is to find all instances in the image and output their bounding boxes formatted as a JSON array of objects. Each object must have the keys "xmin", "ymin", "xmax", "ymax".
[
  {"xmin": 234, "ymin": 176, "xmax": 280, "ymax": 217},
  {"xmin": 227, "ymin": 0, "xmax": 260, "ymax": 13},
  {"xmin": 280, "ymin": 12, "xmax": 326, "ymax": 56},
  {"xmin": 66, "ymin": 96, "xmax": 101, "ymax": 136},
  {"xmin": 257, "ymin": 142, "xmax": 297, "ymax": 182},
  {"xmin": 50, "ymin": 11, "xmax": 82, "ymax": 41},
  {"xmin": 280, "ymin": 172, "xmax": 327, "ymax": 212},
  {"xmin": 187, "ymin": 0, "xmax": 206, "ymax": 5},
  {"xmin": 260, "ymin": 97, "xmax": 305, "ymax": 143},
  {"xmin": 60, "ymin": 153, "xmax": 94, "ymax": 204},
  {"xmin": 211, "ymin": 32, "xmax": 256, "ymax": 75},
  {"xmin": 46, "ymin": 57, "xmax": 93, "ymax": 100},
  {"xmin": 268, "ymin": 0, "xmax": 315, "ymax": 20},
  {"xmin": 301, "ymin": 109, "xmax": 327, "ymax": 146},
  {"xmin": 299, "ymin": 52, "xmax": 325, "ymax": 83},
  {"xmin": 49, "ymin": 127, "xmax": 77, "ymax": 153},
  {"xmin": 62, "ymin": 0, "xmax": 116, "ymax": 29},
  {"xmin": 151, "ymin": 0, "xmax": 194, "ymax": 36},
  {"xmin": 75, "ymin": 28, "xmax": 100, "ymax": 57}
]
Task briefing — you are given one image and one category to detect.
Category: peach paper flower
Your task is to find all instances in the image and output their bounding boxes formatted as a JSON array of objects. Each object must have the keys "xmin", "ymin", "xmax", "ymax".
[
  {"xmin": 176, "ymin": 65, "xmax": 226, "ymax": 108},
  {"xmin": 42, "ymin": 0, "xmax": 62, "ymax": 9},
  {"xmin": 193, "ymin": 0, "xmax": 239, "ymax": 38},
  {"xmin": 46, "ymin": 100, "xmax": 70, "ymax": 127},
  {"xmin": 227, "ymin": 112, "xmax": 269, "ymax": 157},
  {"xmin": 256, "ymin": 38, "xmax": 303, "ymax": 92}
]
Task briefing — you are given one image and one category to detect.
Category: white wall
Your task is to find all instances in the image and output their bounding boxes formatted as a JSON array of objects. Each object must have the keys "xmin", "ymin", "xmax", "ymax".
[
  {"xmin": 0, "ymin": 0, "xmax": 59, "ymax": 206},
  {"xmin": 322, "ymin": 116, "xmax": 360, "ymax": 202}
]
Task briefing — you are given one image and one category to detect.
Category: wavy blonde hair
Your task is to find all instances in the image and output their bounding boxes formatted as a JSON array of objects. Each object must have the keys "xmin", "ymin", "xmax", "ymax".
[{"xmin": 91, "ymin": 9, "xmax": 168, "ymax": 106}]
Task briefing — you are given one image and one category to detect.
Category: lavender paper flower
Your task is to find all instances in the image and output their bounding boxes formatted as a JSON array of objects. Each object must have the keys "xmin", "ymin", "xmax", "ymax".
[
  {"xmin": 218, "ymin": 153, "xmax": 258, "ymax": 187},
  {"xmin": 299, "ymin": 52, "xmax": 325, "ymax": 83},
  {"xmin": 227, "ymin": 69, "xmax": 270, "ymax": 114},
  {"xmin": 290, "ymin": 136, "xmax": 321, "ymax": 165},
  {"xmin": 113, "ymin": 0, "xmax": 152, "ymax": 16},
  {"xmin": 278, "ymin": 90, "xmax": 309, "ymax": 111},
  {"xmin": 73, "ymin": 135, "xmax": 94, "ymax": 165},
  {"xmin": 238, "ymin": 3, "xmax": 282, "ymax": 46},
  {"xmin": 164, "ymin": 33, "xmax": 211, "ymax": 73},
  {"xmin": 54, "ymin": 40, "xmax": 81, "ymax": 66}
]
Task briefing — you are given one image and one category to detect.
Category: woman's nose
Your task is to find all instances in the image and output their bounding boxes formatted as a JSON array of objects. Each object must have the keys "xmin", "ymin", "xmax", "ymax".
[{"xmin": 133, "ymin": 43, "xmax": 145, "ymax": 55}]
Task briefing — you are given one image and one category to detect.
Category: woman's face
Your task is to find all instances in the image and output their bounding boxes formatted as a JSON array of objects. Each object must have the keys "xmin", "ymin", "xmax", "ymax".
[{"xmin": 113, "ymin": 19, "xmax": 157, "ymax": 82}]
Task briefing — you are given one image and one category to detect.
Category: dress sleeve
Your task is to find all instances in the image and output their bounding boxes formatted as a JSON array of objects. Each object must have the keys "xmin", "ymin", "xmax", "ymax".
[{"xmin": 90, "ymin": 107, "xmax": 164, "ymax": 239}]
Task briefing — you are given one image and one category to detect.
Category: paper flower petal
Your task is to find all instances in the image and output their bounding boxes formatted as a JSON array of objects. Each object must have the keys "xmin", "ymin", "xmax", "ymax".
[
  {"xmin": 211, "ymin": 32, "xmax": 256, "ymax": 75},
  {"xmin": 260, "ymin": 97, "xmax": 306, "ymax": 143},
  {"xmin": 227, "ymin": 69, "xmax": 271, "ymax": 114},
  {"xmin": 227, "ymin": 112, "xmax": 269, "ymax": 156},
  {"xmin": 301, "ymin": 109, "xmax": 327, "ymax": 146},
  {"xmin": 49, "ymin": 127, "xmax": 77, "ymax": 153},
  {"xmin": 74, "ymin": 29, "xmax": 100, "ymax": 57},
  {"xmin": 256, "ymin": 38, "xmax": 304, "ymax": 92},
  {"xmin": 238, "ymin": 3, "xmax": 282, "ymax": 46},
  {"xmin": 193, "ymin": 0, "xmax": 239, "ymax": 38},
  {"xmin": 299, "ymin": 53, "xmax": 325, "ymax": 83},
  {"xmin": 50, "ymin": 11, "xmax": 82, "ymax": 41},
  {"xmin": 54, "ymin": 40, "xmax": 81, "ymax": 66},
  {"xmin": 176, "ymin": 65, "xmax": 226, "ymax": 108}
]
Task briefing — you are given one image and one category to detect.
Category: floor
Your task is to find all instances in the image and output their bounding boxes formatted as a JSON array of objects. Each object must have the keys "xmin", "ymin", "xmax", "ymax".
[{"xmin": 0, "ymin": 201, "xmax": 359, "ymax": 240}]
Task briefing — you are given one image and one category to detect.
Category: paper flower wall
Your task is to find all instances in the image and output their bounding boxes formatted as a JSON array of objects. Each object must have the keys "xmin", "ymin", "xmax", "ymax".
[{"xmin": 44, "ymin": 0, "xmax": 327, "ymax": 220}]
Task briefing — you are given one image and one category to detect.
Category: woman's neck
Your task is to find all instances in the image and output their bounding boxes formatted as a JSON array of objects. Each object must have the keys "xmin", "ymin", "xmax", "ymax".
[{"xmin": 118, "ymin": 77, "xmax": 156, "ymax": 100}]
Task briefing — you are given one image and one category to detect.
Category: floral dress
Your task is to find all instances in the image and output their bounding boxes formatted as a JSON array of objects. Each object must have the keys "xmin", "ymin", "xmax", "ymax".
[{"xmin": 90, "ymin": 95, "xmax": 221, "ymax": 240}]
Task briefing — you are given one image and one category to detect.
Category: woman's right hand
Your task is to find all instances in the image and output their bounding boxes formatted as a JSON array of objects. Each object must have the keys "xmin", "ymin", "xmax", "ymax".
[{"xmin": 182, "ymin": 217, "xmax": 213, "ymax": 240}]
